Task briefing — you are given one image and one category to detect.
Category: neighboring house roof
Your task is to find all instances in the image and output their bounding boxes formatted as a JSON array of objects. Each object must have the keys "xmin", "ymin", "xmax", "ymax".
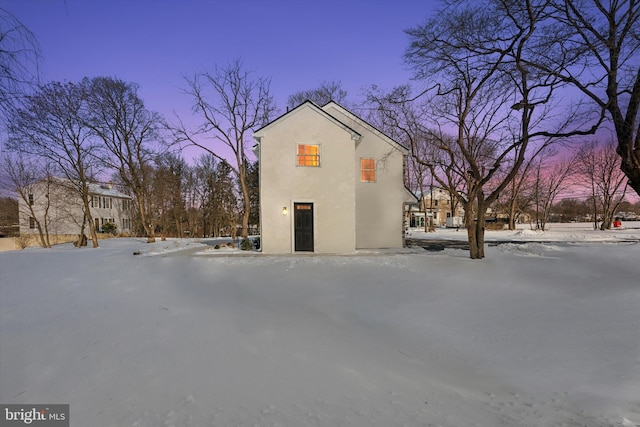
[
  {"xmin": 38, "ymin": 177, "xmax": 132, "ymax": 199},
  {"xmin": 253, "ymin": 100, "xmax": 362, "ymax": 142},
  {"xmin": 321, "ymin": 101, "xmax": 410, "ymax": 155},
  {"xmin": 88, "ymin": 183, "xmax": 131, "ymax": 199}
]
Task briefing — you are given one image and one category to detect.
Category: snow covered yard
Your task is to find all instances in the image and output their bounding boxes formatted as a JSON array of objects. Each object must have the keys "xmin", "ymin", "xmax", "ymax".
[{"xmin": 1, "ymin": 226, "xmax": 639, "ymax": 427}]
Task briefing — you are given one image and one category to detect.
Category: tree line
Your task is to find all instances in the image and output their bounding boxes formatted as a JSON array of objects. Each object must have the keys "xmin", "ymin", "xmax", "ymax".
[
  {"xmin": 1, "ymin": 2, "xmax": 638, "ymax": 259},
  {"xmin": 0, "ymin": 73, "xmax": 263, "ymax": 247}
]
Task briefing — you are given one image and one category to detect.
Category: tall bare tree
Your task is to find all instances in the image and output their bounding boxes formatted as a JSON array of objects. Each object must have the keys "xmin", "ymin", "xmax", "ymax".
[
  {"xmin": 173, "ymin": 59, "xmax": 276, "ymax": 238},
  {"xmin": 84, "ymin": 76, "xmax": 163, "ymax": 243},
  {"xmin": 396, "ymin": 0, "xmax": 602, "ymax": 258},
  {"xmin": 576, "ymin": 139, "xmax": 628, "ymax": 229},
  {"xmin": 0, "ymin": 7, "xmax": 40, "ymax": 121},
  {"xmin": 400, "ymin": 0, "xmax": 566, "ymax": 258},
  {"xmin": 530, "ymin": 0, "xmax": 640, "ymax": 196},
  {"xmin": 6, "ymin": 81, "xmax": 101, "ymax": 247},
  {"xmin": 152, "ymin": 152, "xmax": 187, "ymax": 239},
  {"xmin": 0, "ymin": 196, "xmax": 18, "ymax": 236},
  {"xmin": 1, "ymin": 153, "xmax": 52, "ymax": 247},
  {"xmin": 531, "ymin": 154, "xmax": 577, "ymax": 230},
  {"xmin": 287, "ymin": 80, "xmax": 348, "ymax": 110}
]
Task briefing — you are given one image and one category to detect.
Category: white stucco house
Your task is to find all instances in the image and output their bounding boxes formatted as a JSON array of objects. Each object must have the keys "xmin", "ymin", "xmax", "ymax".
[
  {"xmin": 19, "ymin": 178, "xmax": 133, "ymax": 238},
  {"xmin": 253, "ymin": 100, "xmax": 416, "ymax": 254}
]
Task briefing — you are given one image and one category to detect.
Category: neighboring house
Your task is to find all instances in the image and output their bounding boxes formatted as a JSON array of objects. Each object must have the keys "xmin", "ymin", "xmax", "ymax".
[
  {"xmin": 416, "ymin": 187, "xmax": 465, "ymax": 228},
  {"xmin": 19, "ymin": 178, "xmax": 133, "ymax": 238},
  {"xmin": 253, "ymin": 100, "xmax": 416, "ymax": 254}
]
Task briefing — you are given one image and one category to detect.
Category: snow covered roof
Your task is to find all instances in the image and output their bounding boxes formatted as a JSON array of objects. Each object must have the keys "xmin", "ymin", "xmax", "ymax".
[{"xmin": 88, "ymin": 183, "xmax": 131, "ymax": 199}]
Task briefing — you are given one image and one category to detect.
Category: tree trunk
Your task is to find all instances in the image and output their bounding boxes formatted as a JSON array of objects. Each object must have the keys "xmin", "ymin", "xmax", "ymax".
[
  {"xmin": 621, "ymin": 164, "xmax": 640, "ymax": 197},
  {"xmin": 465, "ymin": 197, "xmax": 486, "ymax": 260},
  {"xmin": 508, "ymin": 198, "xmax": 518, "ymax": 231},
  {"xmin": 239, "ymin": 167, "xmax": 250, "ymax": 239},
  {"xmin": 135, "ymin": 193, "xmax": 155, "ymax": 243},
  {"xmin": 81, "ymin": 191, "xmax": 99, "ymax": 248}
]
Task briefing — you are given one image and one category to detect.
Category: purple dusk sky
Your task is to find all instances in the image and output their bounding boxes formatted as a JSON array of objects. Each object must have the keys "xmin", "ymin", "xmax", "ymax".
[{"xmin": 5, "ymin": 0, "xmax": 439, "ymax": 130}]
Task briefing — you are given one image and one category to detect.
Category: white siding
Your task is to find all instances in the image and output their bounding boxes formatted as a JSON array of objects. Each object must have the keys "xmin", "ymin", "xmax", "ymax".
[
  {"xmin": 257, "ymin": 104, "xmax": 357, "ymax": 254},
  {"xmin": 323, "ymin": 104, "xmax": 409, "ymax": 249}
]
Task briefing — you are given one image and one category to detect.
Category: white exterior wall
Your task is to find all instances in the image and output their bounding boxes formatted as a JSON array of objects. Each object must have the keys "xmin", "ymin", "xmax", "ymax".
[
  {"xmin": 19, "ymin": 181, "xmax": 83, "ymax": 236},
  {"xmin": 323, "ymin": 104, "xmax": 409, "ymax": 249},
  {"xmin": 257, "ymin": 105, "xmax": 356, "ymax": 254},
  {"xmin": 19, "ymin": 180, "xmax": 132, "ymax": 237},
  {"xmin": 89, "ymin": 193, "xmax": 132, "ymax": 234}
]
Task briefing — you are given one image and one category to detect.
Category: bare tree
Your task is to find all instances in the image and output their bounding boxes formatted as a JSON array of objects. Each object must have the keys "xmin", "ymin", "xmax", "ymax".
[
  {"xmin": 1, "ymin": 153, "xmax": 52, "ymax": 247},
  {"xmin": 576, "ymin": 139, "xmax": 628, "ymax": 229},
  {"xmin": 0, "ymin": 196, "xmax": 18, "ymax": 236},
  {"xmin": 531, "ymin": 154, "xmax": 577, "ymax": 230},
  {"xmin": 400, "ymin": 0, "xmax": 565, "ymax": 258},
  {"xmin": 551, "ymin": 197, "xmax": 590, "ymax": 222},
  {"xmin": 182, "ymin": 163, "xmax": 202, "ymax": 237},
  {"xmin": 214, "ymin": 160, "xmax": 240, "ymax": 238},
  {"xmin": 192, "ymin": 154, "xmax": 218, "ymax": 237},
  {"xmin": 5, "ymin": 81, "xmax": 101, "ymax": 247},
  {"xmin": 395, "ymin": 0, "xmax": 601, "ymax": 258},
  {"xmin": 84, "ymin": 76, "xmax": 163, "ymax": 243},
  {"xmin": 0, "ymin": 7, "xmax": 40, "ymax": 121},
  {"xmin": 173, "ymin": 59, "xmax": 276, "ymax": 238},
  {"xmin": 366, "ymin": 93, "xmax": 431, "ymax": 230},
  {"xmin": 245, "ymin": 159, "xmax": 259, "ymax": 234},
  {"xmin": 152, "ymin": 152, "xmax": 187, "ymax": 239},
  {"xmin": 287, "ymin": 80, "xmax": 348, "ymax": 110},
  {"xmin": 500, "ymin": 141, "xmax": 569, "ymax": 229},
  {"xmin": 530, "ymin": 0, "xmax": 640, "ymax": 196}
]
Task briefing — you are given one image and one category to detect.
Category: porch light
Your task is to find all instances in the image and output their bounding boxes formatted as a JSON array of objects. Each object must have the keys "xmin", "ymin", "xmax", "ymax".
[{"xmin": 282, "ymin": 206, "xmax": 288, "ymax": 215}]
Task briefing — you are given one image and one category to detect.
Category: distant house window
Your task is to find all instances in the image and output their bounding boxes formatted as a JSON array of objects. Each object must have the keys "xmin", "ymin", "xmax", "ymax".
[
  {"xmin": 29, "ymin": 216, "xmax": 35, "ymax": 229},
  {"xmin": 122, "ymin": 199, "xmax": 130, "ymax": 211},
  {"xmin": 360, "ymin": 158, "xmax": 376, "ymax": 182},
  {"xmin": 297, "ymin": 144, "xmax": 320, "ymax": 167},
  {"xmin": 28, "ymin": 194, "xmax": 34, "ymax": 206}
]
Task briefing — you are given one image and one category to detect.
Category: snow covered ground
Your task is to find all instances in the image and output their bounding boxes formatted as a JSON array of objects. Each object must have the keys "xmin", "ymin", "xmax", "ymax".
[{"xmin": 1, "ymin": 223, "xmax": 639, "ymax": 427}]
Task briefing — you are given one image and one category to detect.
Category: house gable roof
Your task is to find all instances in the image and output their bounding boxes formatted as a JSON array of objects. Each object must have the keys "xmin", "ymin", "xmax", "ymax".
[
  {"xmin": 37, "ymin": 177, "xmax": 131, "ymax": 199},
  {"xmin": 253, "ymin": 100, "xmax": 361, "ymax": 142},
  {"xmin": 321, "ymin": 101, "xmax": 409, "ymax": 155}
]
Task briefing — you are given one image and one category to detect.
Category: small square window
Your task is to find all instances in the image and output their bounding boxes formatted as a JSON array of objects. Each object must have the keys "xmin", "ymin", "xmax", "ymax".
[
  {"xmin": 297, "ymin": 144, "xmax": 320, "ymax": 167},
  {"xmin": 361, "ymin": 158, "xmax": 376, "ymax": 182}
]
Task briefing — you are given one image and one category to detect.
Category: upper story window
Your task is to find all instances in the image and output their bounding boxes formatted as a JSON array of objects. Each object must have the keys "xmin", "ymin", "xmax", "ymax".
[
  {"xmin": 297, "ymin": 144, "xmax": 320, "ymax": 167},
  {"xmin": 28, "ymin": 194, "xmax": 34, "ymax": 206},
  {"xmin": 361, "ymin": 158, "xmax": 376, "ymax": 182}
]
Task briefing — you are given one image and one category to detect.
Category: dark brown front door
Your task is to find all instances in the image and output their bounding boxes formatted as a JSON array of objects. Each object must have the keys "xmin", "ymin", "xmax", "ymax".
[{"xmin": 294, "ymin": 203, "xmax": 314, "ymax": 251}]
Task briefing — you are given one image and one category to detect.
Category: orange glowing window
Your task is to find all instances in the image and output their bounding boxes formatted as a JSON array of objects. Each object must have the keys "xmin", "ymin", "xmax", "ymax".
[
  {"xmin": 361, "ymin": 158, "xmax": 376, "ymax": 182},
  {"xmin": 297, "ymin": 144, "xmax": 320, "ymax": 167}
]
